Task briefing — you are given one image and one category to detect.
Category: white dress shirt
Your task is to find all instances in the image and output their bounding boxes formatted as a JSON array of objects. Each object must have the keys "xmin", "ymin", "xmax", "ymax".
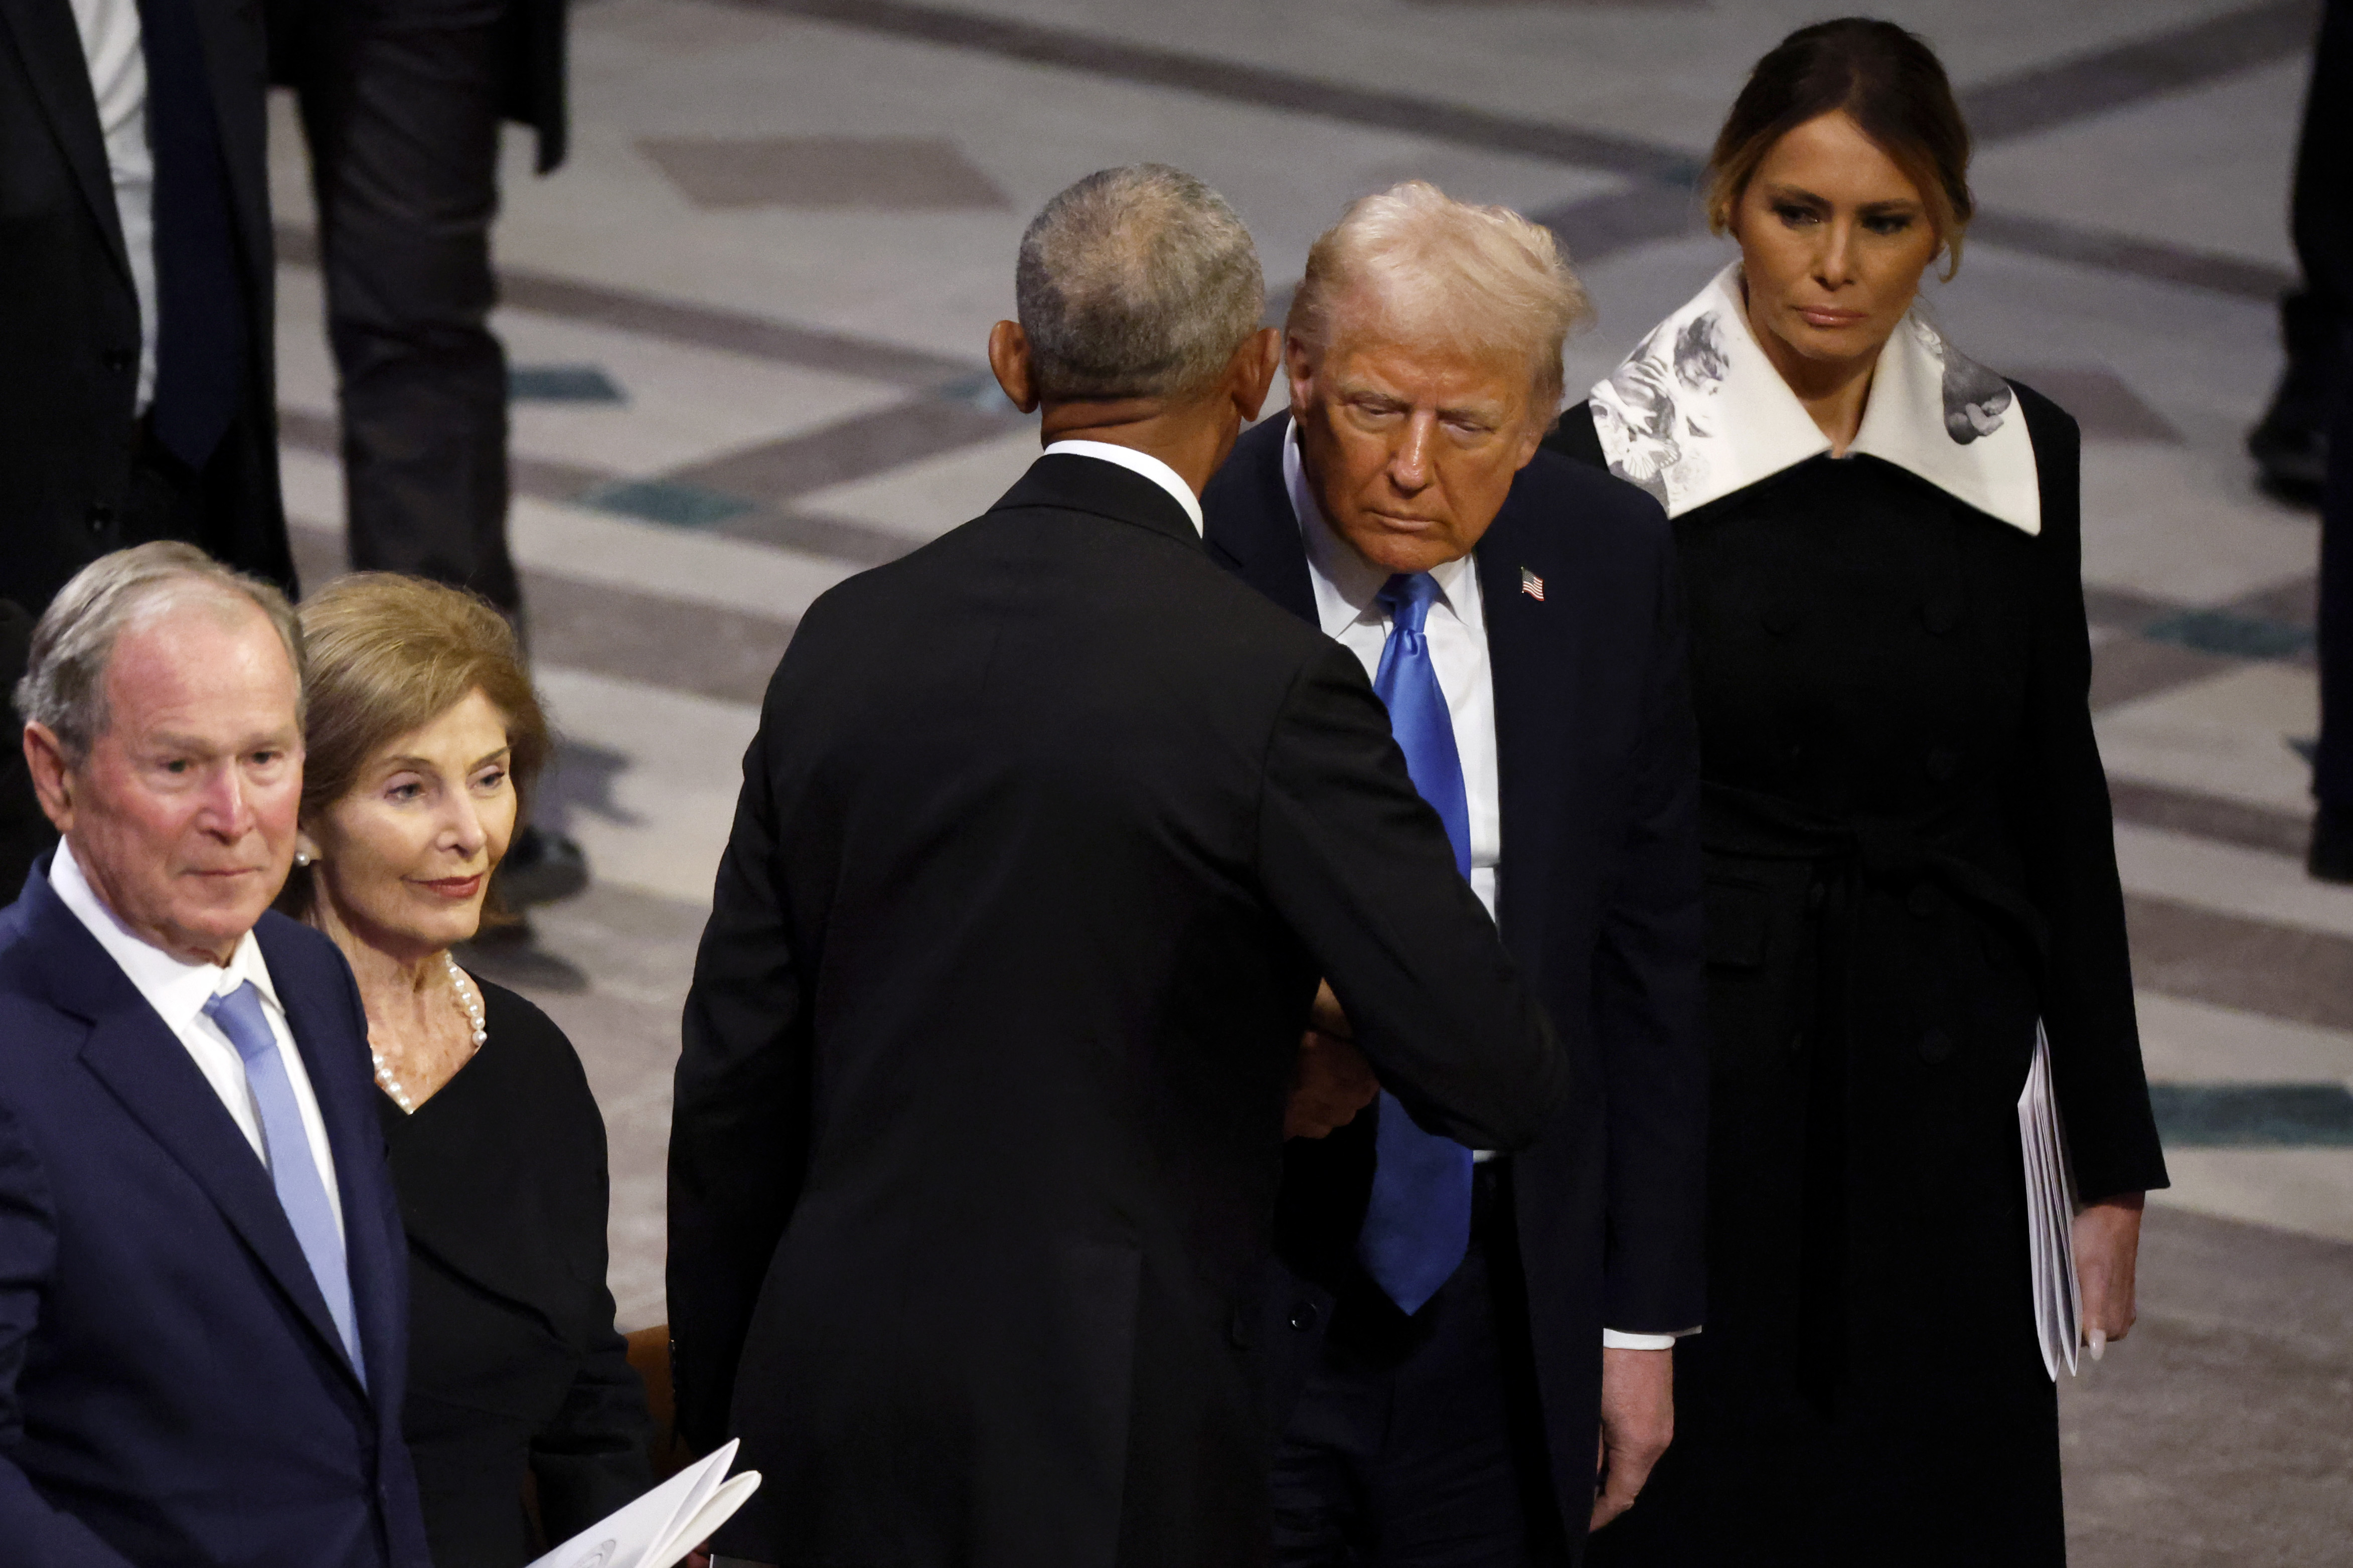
[
  {"xmin": 66, "ymin": 0, "xmax": 159, "ymax": 410},
  {"xmin": 52, "ymin": 841, "xmax": 345, "ymax": 1239},
  {"xmin": 1044, "ymin": 439, "xmax": 1204, "ymax": 534},
  {"xmin": 1283, "ymin": 426, "xmax": 1681, "ymax": 1351}
]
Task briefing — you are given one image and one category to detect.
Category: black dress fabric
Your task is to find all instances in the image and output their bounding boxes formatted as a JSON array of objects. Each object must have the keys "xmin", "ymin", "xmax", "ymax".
[
  {"xmin": 1549, "ymin": 384, "xmax": 2168, "ymax": 1566},
  {"xmin": 378, "ymin": 976, "xmax": 652, "ymax": 1568}
]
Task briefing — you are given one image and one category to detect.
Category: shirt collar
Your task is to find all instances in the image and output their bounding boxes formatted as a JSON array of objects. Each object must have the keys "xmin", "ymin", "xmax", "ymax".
[
  {"xmin": 1587, "ymin": 262, "xmax": 2040, "ymax": 534},
  {"xmin": 52, "ymin": 837, "xmax": 285, "ymax": 1031},
  {"xmin": 1042, "ymin": 439, "xmax": 1204, "ymax": 535},
  {"xmin": 1282, "ymin": 419, "xmax": 1480, "ymax": 639}
]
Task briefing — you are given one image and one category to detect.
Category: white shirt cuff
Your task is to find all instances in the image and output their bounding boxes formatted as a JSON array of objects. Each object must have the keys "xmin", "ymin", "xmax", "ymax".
[{"xmin": 1602, "ymin": 1327, "xmax": 1699, "ymax": 1350}]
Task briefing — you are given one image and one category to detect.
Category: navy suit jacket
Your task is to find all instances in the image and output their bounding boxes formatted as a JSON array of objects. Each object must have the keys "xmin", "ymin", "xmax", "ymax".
[
  {"xmin": 1204, "ymin": 415, "xmax": 1707, "ymax": 1547},
  {"xmin": 0, "ymin": 857, "xmax": 429, "ymax": 1566}
]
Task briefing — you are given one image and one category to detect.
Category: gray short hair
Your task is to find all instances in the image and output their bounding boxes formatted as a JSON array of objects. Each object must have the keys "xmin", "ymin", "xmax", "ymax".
[
  {"xmin": 1287, "ymin": 181, "xmax": 1594, "ymax": 416},
  {"xmin": 15, "ymin": 542, "xmax": 306, "ymax": 764},
  {"xmin": 1015, "ymin": 164, "xmax": 1265, "ymax": 402}
]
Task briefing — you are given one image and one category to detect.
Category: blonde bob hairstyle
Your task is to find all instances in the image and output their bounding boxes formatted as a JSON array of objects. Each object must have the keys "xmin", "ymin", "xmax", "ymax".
[
  {"xmin": 277, "ymin": 573, "xmax": 550, "ymax": 918},
  {"xmin": 1286, "ymin": 181, "xmax": 1593, "ymax": 417}
]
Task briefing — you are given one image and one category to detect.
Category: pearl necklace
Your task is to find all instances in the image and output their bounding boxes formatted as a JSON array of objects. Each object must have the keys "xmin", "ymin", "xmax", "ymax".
[{"xmin": 372, "ymin": 954, "xmax": 488, "ymax": 1115}]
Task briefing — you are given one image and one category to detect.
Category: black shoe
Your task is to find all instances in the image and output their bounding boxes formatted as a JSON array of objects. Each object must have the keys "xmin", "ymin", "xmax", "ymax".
[
  {"xmin": 2250, "ymin": 416, "xmax": 2328, "ymax": 507},
  {"xmin": 497, "ymin": 824, "xmax": 590, "ymax": 906},
  {"xmin": 2309, "ymin": 804, "xmax": 2353, "ymax": 883}
]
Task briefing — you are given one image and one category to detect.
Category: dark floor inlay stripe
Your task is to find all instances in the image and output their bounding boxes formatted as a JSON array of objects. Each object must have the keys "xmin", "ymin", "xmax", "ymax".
[
  {"xmin": 2141, "ymin": 608, "xmax": 2316, "ymax": 661},
  {"xmin": 1956, "ymin": 0, "xmax": 2321, "ymax": 143},
  {"xmin": 2149, "ymin": 1082, "xmax": 2353, "ymax": 1148},
  {"xmin": 2126, "ymin": 892, "xmax": 2353, "ymax": 1035},
  {"xmin": 2107, "ymin": 778, "xmax": 2310, "ymax": 859}
]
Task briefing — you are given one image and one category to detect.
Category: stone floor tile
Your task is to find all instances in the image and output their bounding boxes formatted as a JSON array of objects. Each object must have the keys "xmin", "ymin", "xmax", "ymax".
[
  {"xmin": 2096, "ymin": 662, "xmax": 2317, "ymax": 813},
  {"xmin": 639, "ymin": 133, "xmax": 1013, "ymax": 210}
]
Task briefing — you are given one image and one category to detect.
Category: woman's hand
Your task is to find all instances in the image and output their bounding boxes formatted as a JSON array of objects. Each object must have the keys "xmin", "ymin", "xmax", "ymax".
[{"xmin": 2074, "ymin": 1191, "xmax": 2146, "ymax": 1358}]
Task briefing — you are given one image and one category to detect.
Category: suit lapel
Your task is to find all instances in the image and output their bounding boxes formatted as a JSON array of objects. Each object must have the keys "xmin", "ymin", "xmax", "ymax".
[
  {"xmin": 27, "ymin": 879, "xmax": 368, "ymax": 1395},
  {"xmin": 255, "ymin": 917, "xmax": 401, "ymax": 1400},
  {"xmin": 1475, "ymin": 504, "xmax": 1573, "ymax": 959},
  {"xmin": 0, "ymin": 0, "xmax": 134, "ymax": 285},
  {"xmin": 1202, "ymin": 416, "xmax": 1318, "ymax": 624}
]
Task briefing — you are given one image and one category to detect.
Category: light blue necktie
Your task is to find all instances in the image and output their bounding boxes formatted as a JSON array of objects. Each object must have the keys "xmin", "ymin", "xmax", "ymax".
[
  {"xmin": 205, "ymin": 981, "xmax": 367, "ymax": 1382},
  {"xmin": 1356, "ymin": 572, "xmax": 1477, "ymax": 1316}
]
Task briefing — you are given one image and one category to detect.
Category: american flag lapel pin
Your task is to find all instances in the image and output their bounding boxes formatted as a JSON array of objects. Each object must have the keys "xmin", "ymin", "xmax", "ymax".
[{"xmin": 1520, "ymin": 566, "xmax": 1545, "ymax": 601}]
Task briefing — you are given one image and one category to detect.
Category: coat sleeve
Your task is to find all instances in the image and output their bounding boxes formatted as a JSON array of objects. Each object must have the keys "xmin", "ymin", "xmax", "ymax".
[
  {"xmin": 533, "ymin": 1092, "xmax": 655, "ymax": 1535},
  {"xmin": 1592, "ymin": 514, "xmax": 1709, "ymax": 1334},
  {"xmin": 1256, "ymin": 641, "xmax": 1572, "ymax": 1150},
  {"xmin": 668, "ymin": 689, "xmax": 817, "ymax": 1455},
  {"xmin": 2012, "ymin": 389, "xmax": 2169, "ymax": 1202},
  {"xmin": 0, "ymin": 1095, "xmax": 141, "ymax": 1566}
]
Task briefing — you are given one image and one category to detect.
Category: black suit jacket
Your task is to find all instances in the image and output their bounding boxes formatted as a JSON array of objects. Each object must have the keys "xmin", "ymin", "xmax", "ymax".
[
  {"xmin": 0, "ymin": 0, "xmax": 292, "ymax": 615},
  {"xmin": 1203, "ymin": 416, "xmax": 1707, "ymax": 1548},
  {"xmin": 0, "ymin": 860, "xmax": 429, "ymax": 1565},
  {"xmin": 669, "ymin": 452, "xmax": 1572, "ymax": 1568}
]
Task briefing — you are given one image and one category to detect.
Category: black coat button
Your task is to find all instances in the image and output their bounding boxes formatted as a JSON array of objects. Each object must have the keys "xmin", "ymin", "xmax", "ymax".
[
  {"xmin": 102, "ymin": 349, "xmax": 133, "ymax": 372},
  {"xmin": 1907, "ymin": 884, "xmax": 1939, "ymax": 917},
  {"xmin": 1287, "ymin": 1301, "xmax": 1320, "ymax": 1332},
  {"xmin": 1918, "ymin": 1027, "xmax": 1955, "ymax": 1064},
  {"xmin": 85, "ymin": 503, "xmax": 113, "ymax": 533},
  {"xmin": 1926, "ymin": 746, "xmax": 1960, "ymax": 782}
]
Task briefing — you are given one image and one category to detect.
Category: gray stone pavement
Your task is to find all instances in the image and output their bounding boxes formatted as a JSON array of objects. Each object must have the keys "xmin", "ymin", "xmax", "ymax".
[{"xmin": 271, "ymin": 0, "xmax": 2353, "ymax": 1555}]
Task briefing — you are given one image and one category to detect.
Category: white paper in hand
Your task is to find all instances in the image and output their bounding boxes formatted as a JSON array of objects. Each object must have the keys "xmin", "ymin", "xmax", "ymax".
[
  {"xmin": 525, "ymin": 1438, "xmax": 761, "ymax": 1568},
  {"xmin": 2017, "ymin": 1021, "xmax": 2083, "ymax": 1380}
]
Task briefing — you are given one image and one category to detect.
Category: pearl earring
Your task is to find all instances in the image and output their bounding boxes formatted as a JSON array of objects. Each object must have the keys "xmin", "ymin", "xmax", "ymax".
[{"xmin": 294, "ymin": 851, "xmax": 313, "ymax": 868}]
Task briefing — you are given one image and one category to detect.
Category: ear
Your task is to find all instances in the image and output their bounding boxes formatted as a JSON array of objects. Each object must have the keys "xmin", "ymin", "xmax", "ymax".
[
  {"xmin": 1225, "ymin": 327, "xmax": 1282, "ymax": 424},
  {"xmin": 23, "ymin": 724, "xmax": 74, "ymax": 836},
  {"xmin": 988, "ymin": 320, "xmax": 1040, "ymax": 414},
  {"xmin": 1284, "ymin": 332, "xmax": 1319, "ymax": 420}
]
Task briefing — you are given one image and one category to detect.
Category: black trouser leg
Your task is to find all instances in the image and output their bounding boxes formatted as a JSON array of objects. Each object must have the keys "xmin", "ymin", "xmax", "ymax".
[
  {"xmin": 297, "ymin": 0, "xmax": 521, "ymax": 617},
  {"xmin": 1272, "ymin": 1177, "xmax": 1564, "ymax": 1568},
  {"xmin": 2255, "ymin": 0, "xmax": 2351, "ymax": 486}
]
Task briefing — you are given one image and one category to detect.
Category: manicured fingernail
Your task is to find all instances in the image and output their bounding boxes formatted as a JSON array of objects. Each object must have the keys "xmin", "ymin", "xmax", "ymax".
[{"xmin": 2089, "ymin": 1330, "xmax": 2106, "ymax": 1362}]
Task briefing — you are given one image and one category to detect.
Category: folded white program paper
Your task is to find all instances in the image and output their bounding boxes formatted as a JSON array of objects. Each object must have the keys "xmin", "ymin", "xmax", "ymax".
[
  {"xmin": 2018, "ymin": 1020, "xmax": 2083, "ymax": 1381},
  {"xmin": 526, "ymin": 1438, "xmax": 761, "ymax": 1568}
]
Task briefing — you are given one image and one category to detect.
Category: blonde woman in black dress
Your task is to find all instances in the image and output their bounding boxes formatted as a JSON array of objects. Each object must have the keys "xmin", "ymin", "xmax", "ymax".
[
  {"xmin": 280, "ymin": 574, "xmax": 652, "ymax": 1566},
  {"xmin": 1547, "ymin": 20, "xmax": 2168, "ymax": 1564}
]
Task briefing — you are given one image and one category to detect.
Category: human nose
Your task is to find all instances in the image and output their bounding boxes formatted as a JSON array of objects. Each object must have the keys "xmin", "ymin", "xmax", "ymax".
[
  {"xmin": 1387, "ymin": 412, "xmax": 1437, "ymax": 494},
  {"xmin": 196, "ymin": 763, "xmax": 254, "ymax": 839},
  {"xmin": 1815, "ymin": 217, "xmax": 1858, "ymax": 289},
  {"xmin": 442, "ymin": 794, "xmax": 490, "ymax": 860}
]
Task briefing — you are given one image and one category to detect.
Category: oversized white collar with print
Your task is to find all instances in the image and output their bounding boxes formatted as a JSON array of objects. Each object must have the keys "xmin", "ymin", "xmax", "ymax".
[{"xmin": 1588, "ymin": 263, "xmax": 2040, "ymax": 535}]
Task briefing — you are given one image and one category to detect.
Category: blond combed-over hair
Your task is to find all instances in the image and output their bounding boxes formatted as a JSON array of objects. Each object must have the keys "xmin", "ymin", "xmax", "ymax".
[{"xmin": 1286, "ymin": 181, "xmax": 1593, "ymax": 416}]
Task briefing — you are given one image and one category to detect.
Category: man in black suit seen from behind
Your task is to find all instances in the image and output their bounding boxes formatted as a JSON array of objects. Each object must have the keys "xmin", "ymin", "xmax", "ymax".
[
  {"xmin": 1201, "ymin": 182, "xmax": 1706, "ymax": 1565},
  {"xmin": 668, "ymin": 164, "xmax": 1572, "ymax": 1568},
  {"xmin": 1, "ymin": 0, "xmax": 296, "ymax": 895}
]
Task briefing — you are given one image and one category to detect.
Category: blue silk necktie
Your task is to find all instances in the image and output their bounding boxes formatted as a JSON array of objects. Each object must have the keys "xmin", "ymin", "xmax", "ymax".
[
  {"xmin": 204, "ymin": 982, "xmax": 367, "ymax": 1381},
  {"xmin": 1356, "ymin": 572, "xmax": 1477, "ymax": 1316}
]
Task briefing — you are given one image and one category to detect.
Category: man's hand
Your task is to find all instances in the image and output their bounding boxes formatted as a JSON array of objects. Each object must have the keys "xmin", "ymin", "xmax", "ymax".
[
  {"xmin": 1590, "ymin": 1346, "xmax": 1674, "ymax": 1532},
  {"xmin": 1286, "ymin": 1029, "xmax": 1377, "ymax": 1139},
  {"xmin": 1308, "ymin": 979, "xmax": 1352, "ymax": 1040},
  {"xmin": 2075, "ymin": 1192, "xmax": 2145, "ymax": 1359}
]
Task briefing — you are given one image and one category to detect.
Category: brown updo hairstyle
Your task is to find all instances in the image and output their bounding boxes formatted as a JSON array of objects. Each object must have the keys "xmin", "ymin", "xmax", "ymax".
[
  {"xmin": 277, "ymin": 573, "xmax": 551, "ymax": 919},
  {"xmin": 1705, "ymin": 18, "xmax": 1975, "ymax": 278}
]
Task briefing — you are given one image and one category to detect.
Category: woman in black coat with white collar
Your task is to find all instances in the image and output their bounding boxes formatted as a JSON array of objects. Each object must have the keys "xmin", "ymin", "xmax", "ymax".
[{"xmin": 1546, "ymin": 20, "xmax": 2167, "ymax": 1565}]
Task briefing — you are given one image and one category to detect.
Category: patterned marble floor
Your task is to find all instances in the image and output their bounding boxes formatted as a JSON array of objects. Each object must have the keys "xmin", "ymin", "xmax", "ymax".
[{"xmin": 267, "ymin": 2, "xmax": 2352, "ymax": 1560}]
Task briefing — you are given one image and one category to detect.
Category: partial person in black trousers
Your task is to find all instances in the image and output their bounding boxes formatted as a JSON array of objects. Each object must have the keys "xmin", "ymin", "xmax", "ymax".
[
  {"xmin": 668, "ymin": 165, "xmax": 1571, "ymax": 1568},
  {"xmin": 1202, "ymin": 183, "xmax": 1705, "ymax": 1567},
  {"xmin": 280, "ymin": 574, "xmax": 651, "ymax": 1564},
  {"xmin": 2248, "ymin": 0, "xmax": 2348, "ymax": 505},
  {"xmin": 272, "ymin": 0, "xmax": 587, "ymax": 903},
  {"xmin": 2290, "ymin": 1, "xmax": 2353, "ymax": 878}
]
